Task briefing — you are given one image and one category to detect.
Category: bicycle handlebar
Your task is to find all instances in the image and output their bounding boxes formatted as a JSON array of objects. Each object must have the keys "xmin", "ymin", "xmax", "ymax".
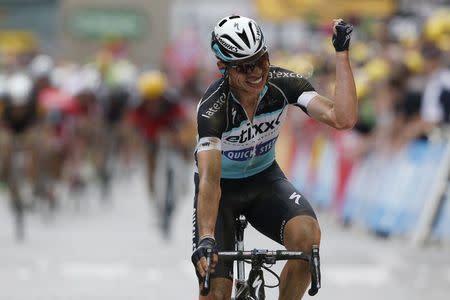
[
  {"xmin": 217, "ymin": 245, "xmax": 321, "ymax": 297},
  {"xmin": 218, "ymin": 249, "xmax": 310, "ymax": 261},
  {"xmin": 202, "ymin": 246, "xmax": 321, "ymax": 297}
]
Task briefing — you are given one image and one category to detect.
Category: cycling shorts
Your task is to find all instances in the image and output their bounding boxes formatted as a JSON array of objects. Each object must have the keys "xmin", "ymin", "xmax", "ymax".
[{"xmin": 192, "ymin": 161, "xmax": 317, "ymax": 281}]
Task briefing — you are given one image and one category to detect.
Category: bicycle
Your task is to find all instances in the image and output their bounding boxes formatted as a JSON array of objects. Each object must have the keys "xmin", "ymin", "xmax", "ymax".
[
  {"xmin": 8, "ymin": 135, "xmax": 34, "ymax": 241},
  {"xmin": 98, "ymin": 125, "xmax": 120, "ymax": 202},
  {"xmin": 153, "ymin": 134, "xmax": 188, "ymax": 239},
  {"xmin": 158, "ymin": 139, "xmax": 175, "ymax": 238},
  {"xmin": 202, "ymin": 215, "xmax": 321, "ymax": 299}
]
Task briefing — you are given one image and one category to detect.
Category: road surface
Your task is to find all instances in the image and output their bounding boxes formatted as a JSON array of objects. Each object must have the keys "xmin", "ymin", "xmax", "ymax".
[{"xmin": 0, "ymin": 165, "xmax": 449, "ymax": 299}]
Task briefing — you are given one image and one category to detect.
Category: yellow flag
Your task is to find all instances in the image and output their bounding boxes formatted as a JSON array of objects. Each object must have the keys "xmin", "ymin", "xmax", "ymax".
[{"xmin": 255, "ymin": 0, "xmax": 396, "ymax": 22}]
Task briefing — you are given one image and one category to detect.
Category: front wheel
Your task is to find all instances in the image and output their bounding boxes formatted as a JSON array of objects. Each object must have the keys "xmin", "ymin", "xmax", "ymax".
[
  {"xmin": 161, "ymin": 168, "xmax": 175, "ymax": 238},
  {"xmin": 11, "ymin": 195, "xmax": 25, "ymax": 241}
]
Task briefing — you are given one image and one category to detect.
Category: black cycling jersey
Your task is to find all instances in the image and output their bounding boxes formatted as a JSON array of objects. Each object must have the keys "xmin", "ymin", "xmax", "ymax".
[
  {"xmin": 195, "ymin": 66, "xmax": 318, "ymax": 178},
  {"xmin": 2, "ymin": 99, "xmax": 38, "ymax": 135},
  {"xmin": 103, "ymin": 87, "xmax": 130, "ymax": 125}
]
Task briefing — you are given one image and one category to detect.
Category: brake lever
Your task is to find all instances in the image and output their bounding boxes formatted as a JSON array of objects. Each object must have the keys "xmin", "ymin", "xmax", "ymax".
[
  {"xmin": 200, "ymin": 249, "xmax": 213, "ymax": 296},
  {"xmin": 308, "ymin": 245, "xmax": 321, "ymax": 296}
]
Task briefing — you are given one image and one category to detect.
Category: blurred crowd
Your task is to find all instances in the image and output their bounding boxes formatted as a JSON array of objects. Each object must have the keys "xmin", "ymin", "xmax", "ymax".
[
  {"xmin": 0, "ymin": 7, "xmax": 449, "ymax": 231},
  {"xmin": 265, "ymin": 9, "xmax": 450, "ymax": 231},
  {"xmin": 0, "ymin": 36, "xmax": 200, "ymax": 226},
  {"xmin": 269, "ymin": 9, "xmax": 450, "ymax": 162}
]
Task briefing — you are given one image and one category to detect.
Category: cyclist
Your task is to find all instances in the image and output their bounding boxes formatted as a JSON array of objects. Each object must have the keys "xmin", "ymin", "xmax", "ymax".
[
  {"xmin": 29, "ymin": 54, "xmax": 63, "ymax": 209},
  {"xmin": 95, "ymin": 60, "xmax": 137, "ymax": 199},
  {"xmin": 191, "ymin": 16, "xmax": 357, "ymax": 299},
  {"xmin": 410, "ymin": 44, "xmax": 450, "ymax": 140},
  {"xmin": 0, "ymin": 72, "xmax": 40, "ymax": 239},
  {"xmin": 0, "ymin": 72, "xmax": 40, "ymax": 184},
  {"xmin": 130, "ymin": 70, "xmax": 190, "ymax": 197}
]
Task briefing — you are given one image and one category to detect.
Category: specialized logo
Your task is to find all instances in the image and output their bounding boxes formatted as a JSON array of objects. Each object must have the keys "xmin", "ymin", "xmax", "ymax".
[
  {"xmin": 201, "ymin": 93, "xmax": 226, "ymax": 119},
  {"xmin": 289, "ymin": 192, "xmax": 302, "ymax": 205},
  {"xmin": 223, "ymin": 137, "xmax": 276, "ymax": 161},
  {"xmin": 231, "ymin": 107, "xmax": 237, "ymax": 124},
  {"xmin": 225, "ymin": 113, "xmax": 282, "ymax": 143},
  {"xmin": 252, "ymin": 275, "xmax": 263, "ymax": 297}
]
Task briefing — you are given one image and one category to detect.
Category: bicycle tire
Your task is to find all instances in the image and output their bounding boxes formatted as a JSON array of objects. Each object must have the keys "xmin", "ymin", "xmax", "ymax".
[
  {"xmin": 12, "ymin": 196, "xmax": 25, "ymax": 241},
  {"xmin": 162, "ymin": 168, "xmax": 175, "ymax": 237}
]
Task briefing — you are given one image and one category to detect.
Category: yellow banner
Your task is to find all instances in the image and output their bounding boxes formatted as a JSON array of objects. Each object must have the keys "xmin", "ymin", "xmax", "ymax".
[
  {"xmin": 0, "ymin": 31, "xmax": 36, "ymax": 53},
  {"xmin": 256, "ymin": 0, "xmax": 397, "ymax": 22}
]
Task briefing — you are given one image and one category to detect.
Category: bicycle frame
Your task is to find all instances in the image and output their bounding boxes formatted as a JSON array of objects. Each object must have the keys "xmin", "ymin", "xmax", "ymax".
[
  {"xmin": 154, "ymin": 137, "xmax": 188, "ymax": 238},
  {"xmin": 235, "ymin": 215, "xmax": 251, "ymax": 298},
  {"xmin": 202, "ymin": 215, "xmax": 321, "ymax": 299}
]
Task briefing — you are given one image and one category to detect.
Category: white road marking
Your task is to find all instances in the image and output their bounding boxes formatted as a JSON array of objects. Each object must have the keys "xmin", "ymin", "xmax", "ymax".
[
  {"xmin": 60, "ymin": 262, "xmax": 131, "ymax": 280},
  {"xmin": 324, "ymin": 265, "xmax": 391, "ymax": 287},
  {"xmin": 445, "ymin": 268, "xmax": 450, "ymax": 283}
]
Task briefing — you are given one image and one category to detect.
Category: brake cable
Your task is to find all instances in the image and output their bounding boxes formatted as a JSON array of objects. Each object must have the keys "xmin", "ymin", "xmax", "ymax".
[{"xmin": 242, "ymin": 260, "xmax": 280, "ymax": 288}]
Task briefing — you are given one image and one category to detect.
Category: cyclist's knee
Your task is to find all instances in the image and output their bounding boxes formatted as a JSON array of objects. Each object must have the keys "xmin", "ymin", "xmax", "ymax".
[
  {"xmin": 283, "ymin": 215, "xmax": 321, "ymax": 251},
  {"xmin": 203, "ymin": 290, "xmax": 229, "ymax": 300}
]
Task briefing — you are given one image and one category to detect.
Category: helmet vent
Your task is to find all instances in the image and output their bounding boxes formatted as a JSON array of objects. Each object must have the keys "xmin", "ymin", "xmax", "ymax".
[
  {"xmin": 236, "ymin": 30, "xmax": 250, "ymax": 48},
  {"xmin": 229, "ymin": 15, "xmax": 241, "ymax": 19},
  {"xmin": 219, "ymin": 19, "xmax": 228, "ymax": 27},
  {"xmin": 249, "ymin": 22, "xmax": 257, "ymax": 43}
]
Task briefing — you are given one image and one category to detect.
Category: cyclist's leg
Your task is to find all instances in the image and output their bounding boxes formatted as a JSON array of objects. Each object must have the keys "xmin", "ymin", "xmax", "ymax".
[
  {"xmin": 192, "ymin": 174, "xmax": 236, "ymax": 300},
  {"xmin": 198, "ymin": 278, "xmax": 233, "ymax": 300},
  {"xmin": 280, "ymin": 215, "xmax": 320, "ymax": 299},
  {"xmin": 0, "ymin": 130, "xmax": 12, "ymax": 183},
  {"xmin": 146, "ymin": 141, "xmax": 158, "ymax": 195},
  {"xmin": 25, "ymin": 128, "xmax": 39, "ymax": 189},
  {"xmin": 243, "ymin": 162, "xmax": 320, "ymax": 300}
]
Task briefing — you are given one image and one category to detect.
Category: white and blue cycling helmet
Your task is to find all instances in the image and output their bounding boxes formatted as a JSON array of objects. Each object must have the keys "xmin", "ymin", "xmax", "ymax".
[
  {"xmin": 211, "ymin": 15, "xmax": 267, "ymax": 64},
  {"xmin": 6, "ymin": 73, "xmax": 33, "ymax": 106}
]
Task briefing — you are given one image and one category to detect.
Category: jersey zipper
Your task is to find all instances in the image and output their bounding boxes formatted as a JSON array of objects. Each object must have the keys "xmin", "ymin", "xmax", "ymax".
[{"xmin": 230, "ymin": 86, "xmax": 268, "ymax": 173}]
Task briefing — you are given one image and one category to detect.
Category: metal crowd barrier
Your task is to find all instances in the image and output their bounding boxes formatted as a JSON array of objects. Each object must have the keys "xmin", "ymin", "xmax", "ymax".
[
  {"xmin": 289, "ymin": 133, "xmax": 450, "ymax": 243},
  {"xmin": 432, "ymin": 185, "xmax": 450, "ymax": 240}
]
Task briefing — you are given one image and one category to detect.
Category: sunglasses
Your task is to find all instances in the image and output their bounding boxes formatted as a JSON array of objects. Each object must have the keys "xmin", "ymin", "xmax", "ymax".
[{"xmin": 228, "ymin": 53, "xmax": 269, "ymax": 74}]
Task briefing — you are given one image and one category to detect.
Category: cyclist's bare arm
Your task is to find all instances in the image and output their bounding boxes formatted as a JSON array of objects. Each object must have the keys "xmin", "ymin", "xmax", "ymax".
[
  {"xmin": 196, "ymin": 149, "xmax": 221, "ymax": 275},
  {"xmin": 307, "ymin": 51, "xmax": 357, "ymax": 130}
]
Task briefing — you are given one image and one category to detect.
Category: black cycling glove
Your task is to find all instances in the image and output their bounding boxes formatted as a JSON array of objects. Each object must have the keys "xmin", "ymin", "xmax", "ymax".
[
  {"xmin": 191, "ymin": 236, "xmax": 218, "ymax": 270},
  {"xmin": 332, "ymin": 20, "xmax": 353, "ymax": 52}
]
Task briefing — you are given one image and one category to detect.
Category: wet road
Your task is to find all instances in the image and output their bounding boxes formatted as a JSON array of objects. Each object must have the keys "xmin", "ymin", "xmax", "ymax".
[{"xmin": 0, "ymin": 166, "xmax": 449, "ymax": 299}]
